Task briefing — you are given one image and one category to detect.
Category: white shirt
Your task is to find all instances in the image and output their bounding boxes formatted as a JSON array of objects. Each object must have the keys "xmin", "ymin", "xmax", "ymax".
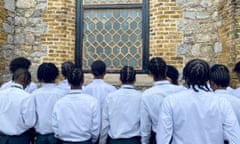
[
  {"xmin": 231, "ymin": 88, "xmax": 240, "ymax": 98},
  {"xmin": 215, "ymin": 89, "xmax": 240, "ymax": 125},
  {"xmin": 31, "ymin": 83, "xmax": 67, "ymax": 134},
  {"xmin": 83, "ymin": 79, "xmax": 116, "ymax": 109},
  {"xmin": 57, "ymin": 79, "xmax": 71, "ymax": 91},
  {"xmin": 99, "ymin": 85, "xmax": 142, "ymax": 144},
  {"xmin": 141, "ymin": 80, "xmax": 186, "ymax": 144},
  {"xmin": 157, "ymin": 88, "xmax": 240, "ymax": 144},
  {"xmin": 1, "ymin": 80, "xmax": 38, "ymax": 93},
  {"xmin": 52, "ymin": 90, "xmax": 100, "ymax": 143},
  {"xmin": 0, "ymin": 83, "xmax": 36, "ymax": 135}
]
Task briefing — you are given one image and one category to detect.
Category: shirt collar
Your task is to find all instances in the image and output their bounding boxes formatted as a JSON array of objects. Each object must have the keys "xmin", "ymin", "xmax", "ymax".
[
  {"xmin": 120, "ymin": 85, "xmax": 135, "ymax": 89},
  {"xmin": 11, "ymin": 82, "xmax": 23, "ymax": 89},
  {"xmin": 69, "ymin": 89, "xmax": 82, "ymax": 94},
  {"xmin": 153, "ymin": 80, "xmax": 170, "ymax": 86},
  {"xmin": 214, "ymin": 89, "xmax": 228, "ymax": 94}
]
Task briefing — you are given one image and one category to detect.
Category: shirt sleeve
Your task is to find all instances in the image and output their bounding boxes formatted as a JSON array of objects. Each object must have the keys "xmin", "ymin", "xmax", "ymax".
[
  {"xmin": 99, "ymin": 98, "xmax": 110, "ymax": 144},
  {"xmin": 140, "ymin": 97, "xmax": 152, "ymax": 144},
  {"xmin": 156, "ymin": 98, "xmax": 173, "ymax": 144},
  {"xmin": 21, "ymin": 95, "xmax": 36, "ymax": 129},
  {"xmin": 221, "ymin": 98, "xmax": 240, "ymax": 144},
  {"xmin": 91, "ymin": 101, "xmax": 101, "ymax": 143}
]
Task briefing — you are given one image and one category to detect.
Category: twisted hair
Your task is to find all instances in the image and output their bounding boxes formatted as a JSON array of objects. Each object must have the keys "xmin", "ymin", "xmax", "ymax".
[
  {"xmin": 91, "ymin": 60, "xmax": 106, "ymax": 78},
  {"xmin": 148, "ymin": 57, "xmax": 167, "ymax": 81},
  {"xmin": 183, "ymin": 59, "xmax": 210, "ymax": 92},
  {"xmin": 210, "ymin": 64, "xmax": 230, "ymax": 87},
  {"xmin": 68, "ymin": 68, "xmax": 84, "ymax": 86},
  {"xmin": 37, "ymin": 63, "xmax": 59, "ymax": 83},
  {"xmin": 120, "ymin": 66, "xmax": 136, "ymax": 84},
  {"xmin": 61, "ymin": 61, "xmax": 75, "ymax": 78}
]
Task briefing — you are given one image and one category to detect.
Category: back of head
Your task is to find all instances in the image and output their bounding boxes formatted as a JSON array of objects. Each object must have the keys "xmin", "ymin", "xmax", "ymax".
[
  {"xmin": 183, "ymin": 59, "xmax": 210, "ymax": 92},
  {"xmin": 91, "ymin": 60, "xmax": 106, "ymax": 78},
  {"xmin": 233, "ymin": 61, "xmax": 240, "ymax": 73},
  {"xmin": 13, "ymin": 68, "xmax": 31, "ymax": 89},
  {"xmin": 37, "ymin": 62, "xmax": 59, "ymax": 83},
  {"xmin": 210, "ymin": 64, "xmax": 230, "ymax": 88},
  {"xmin": 61, "ymin": 61, "xmax": 75, "ymax": 78},
  {"xmin": 10, "ymin": 57, "xmax": 31, "ymax": 73},
  {"xmin": 120, "ymin": 66, "xmax": 136, "ymax": 84},
  {"xmin": 148, "ymin": 57, "xmax": 167, "ymax": 81},
  {"xmin": 67, "ymin": 68, "xmax": 84, "ymax": 87},
  {"xmin": 167, "ymin": 65, "xmax": 179, "ymax": 85}
]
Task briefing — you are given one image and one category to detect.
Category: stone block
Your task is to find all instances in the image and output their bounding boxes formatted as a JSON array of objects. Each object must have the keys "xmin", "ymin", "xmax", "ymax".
[
  {"xmin": 16, "ymin": 0, "xmax": 37, "ymax": 9},
  {"xmin": 4, "ymin": 0, "xmax": 15, "ymax": 12}
]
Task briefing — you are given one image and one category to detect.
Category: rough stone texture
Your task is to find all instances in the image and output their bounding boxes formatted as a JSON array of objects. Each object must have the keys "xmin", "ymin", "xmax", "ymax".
[{"xmin": 0, "ymin": 0, "xmax": 239, "ymax": 88}]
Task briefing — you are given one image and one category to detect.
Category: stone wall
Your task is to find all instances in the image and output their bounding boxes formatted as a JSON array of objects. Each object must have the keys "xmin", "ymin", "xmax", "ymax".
[
  {"xmin": 0, "ymin": 0, "xmax": 239, "ymax": 87},
  {"xmin": 0, "ymin": 0, "xmax": 8, "ymax": 83}
]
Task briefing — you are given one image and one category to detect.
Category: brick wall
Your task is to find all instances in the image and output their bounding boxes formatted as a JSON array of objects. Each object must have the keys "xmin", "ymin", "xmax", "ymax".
[
  {"xmin": 149, "ymin": 0, "xmax": 183, "ymax": 69},
  {"xmin": 41, "ymin": 0, "xmax": 76, "ymax": 68},
  {"xmin": 0, "ymin": 0, "xmax": 7, "ymax": 71},
  {"xmin": 218, "ymin": 0, "xmax": 240, "ymax": 87}
]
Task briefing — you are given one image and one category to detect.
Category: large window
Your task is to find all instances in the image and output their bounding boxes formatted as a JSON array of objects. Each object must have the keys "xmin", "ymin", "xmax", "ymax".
[{"xmin": 76, "ymin": 0, "xmax": 149, "ymax": 73}]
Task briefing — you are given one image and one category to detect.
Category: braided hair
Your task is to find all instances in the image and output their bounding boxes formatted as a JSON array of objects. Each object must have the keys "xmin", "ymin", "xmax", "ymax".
[
  {"xmin": 37, "ymin": 63, "xmax": 59, "ymax": 83},
  {"xmin": 68, "ymin": 68, "xmax": 84, "ymax": 87},
  {"xmin": 210, "ymin": 64, "xmax": 230, "ymax": 88},
  {"xmin": 120, "ymin": 66, "xmax": 136, "ymax": 84},
  {"xmin": 183, "ymin": 59, "xmax": 210, "ymax": 92},
  {"xmin": 61, "ymin": 61, "xmax": 75, "ymax": 79},
  {"xmin": 167, "ymin": 65, "xmax": 179, "ymax": 85},
  {"xmin": 148, "ymin": 57, "xmax": 167, "ymax": 81}
]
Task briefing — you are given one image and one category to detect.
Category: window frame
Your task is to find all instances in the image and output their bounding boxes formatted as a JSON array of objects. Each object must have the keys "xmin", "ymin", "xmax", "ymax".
[{"xmin": 75, "ymin": 0, "xmax": 149, "ymax": 73}]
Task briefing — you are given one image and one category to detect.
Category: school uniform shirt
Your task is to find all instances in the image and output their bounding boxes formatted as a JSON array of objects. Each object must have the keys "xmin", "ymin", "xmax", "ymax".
[
  {"xmin": 215, "ymin": 89, "xmax": 240, "ymax": 125},
  {"xmin": 157, "ymin": 88, "xmax": 240, "ymax": 144},
  {"xmin": 0, "ymin": 80, "xmax": 38, "ymax": 93},
  {"xmin": 57, "ymin": 79, "xmax": 71, "ymax": 91},
  {"xmin": 230, "ymin": 88, "xmax": 240, "ymax": 98},
  {"xmin": 99, "ymin": 85, "xmax": 142, "ymax": 144},
  {"xmin": 52, "ymin": 89, "xmax": 100, "ymax": 143},
  {"xmin": 83, "ymin": 79, "xmax": 116, "ymax": 109},
  {"xmin": 31, "ymin": 83, "xmax": 67, "ymax": 135},
  {"xmin": 0, "ymin": 83, "xmax": 36, "ymax": 135},
  {"xmin": 141, "ymin": 80, "xmax": 186, "ymax": 144}
]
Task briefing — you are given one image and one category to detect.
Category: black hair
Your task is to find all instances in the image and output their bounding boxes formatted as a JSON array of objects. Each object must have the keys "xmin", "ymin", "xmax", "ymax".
[
  {"xmin": 37, "ymin": 63, "xmax": 59, "ymax": 83},
  {"xmin": 167, "ymin": 65, "xmax": 179, "ymax": 85},
  {"xmin": 9, "ymin": 57, "xmax": 31, "ymax": 73},
  {"xmin": 67, "ymin": 68, "xmax": 84, "ymax": 86},
  {"xmin": 183, "ymin": 59, "xmax": 210, "ymax": 92},
  {"xmin": 91, "ymin": 60, "xmax": 106, "ymax": 78},
  {"xmin": 210, "ymin": 64, "xmax": 230, "ymax": 88},
  {"xmin": 61, "ymin": 61, "xmax": 75, "ymax": 78},
  {"xmin": 233, "ymin": 61, "xmax": 240, "ymax": 73},
  {"xmin": 120, "ymin": 66, "xmax": 136, "ymax": 84},
  {"xmin": 148, "ymin": 57, "xmax": 167, "ymax": 81},
  {"xmin": 13, "ymin": 68, "xmax": 31, "ymax": 88}
]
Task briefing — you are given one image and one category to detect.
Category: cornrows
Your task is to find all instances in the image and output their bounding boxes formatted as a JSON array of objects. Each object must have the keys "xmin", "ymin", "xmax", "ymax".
[
  {"xmin": 183, "ymin": 59, "xmax": 210, "ymax": 92},
  {"xmin": 148, "ymin": 57, "xmax": 167, "ymax": 81},
  {"xmin": 120, "ymin": 66, "xmax": 136, "ymax": 84}
]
